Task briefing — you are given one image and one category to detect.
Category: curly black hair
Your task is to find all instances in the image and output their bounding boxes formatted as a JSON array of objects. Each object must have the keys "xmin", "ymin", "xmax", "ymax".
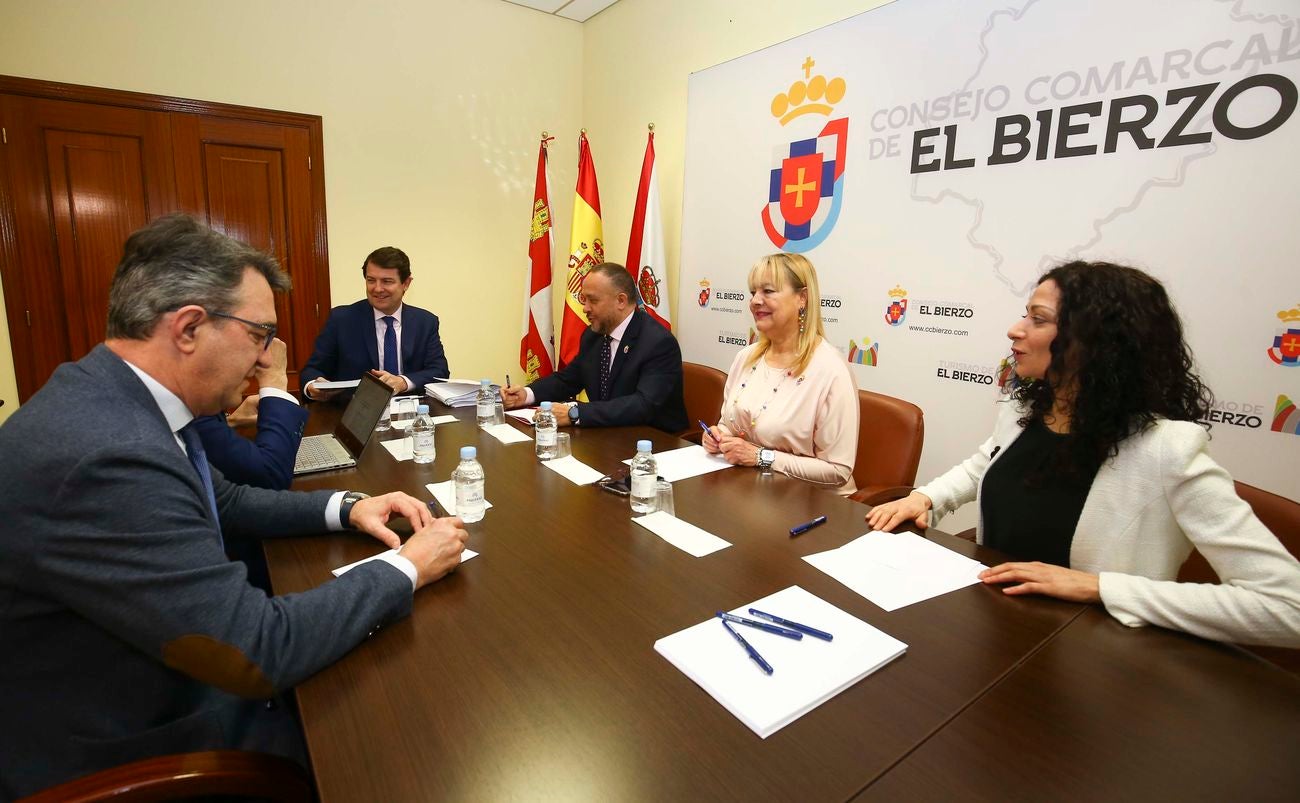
[{"xmin": 1011, "ymin": 261, "xmax": 1214, "ymax": 475}]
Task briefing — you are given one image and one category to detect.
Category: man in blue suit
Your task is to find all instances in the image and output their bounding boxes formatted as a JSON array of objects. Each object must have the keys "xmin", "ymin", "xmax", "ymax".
[
  {"xmin": 300, "ymin": 246, "xmax": 449, "ymax": 401},
  {"xmin": 192, "ymin": 337, "xmax": 307, "ymax": 490},
  {"xmin": 502, "ymin": 262, "xmax": 687, "ymax": 433}
]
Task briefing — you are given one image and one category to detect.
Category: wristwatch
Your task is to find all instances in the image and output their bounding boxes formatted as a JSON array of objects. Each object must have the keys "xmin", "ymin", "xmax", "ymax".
[
  {"xmin": 569, "ymin": 403, "xmax": 581, "ymax": 425},
  {"xmin": 339, "ymin": 491, "xmax": 370, "ymax": 529},
  {"xmin": 757, "ymin": 448, "xmax": 776, "ymax": 471}
]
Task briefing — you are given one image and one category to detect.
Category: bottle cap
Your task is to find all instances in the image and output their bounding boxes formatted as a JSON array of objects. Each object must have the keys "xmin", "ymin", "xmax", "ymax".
[
  {"xmin": 481, "ymin": 378, "xmax": 491, "ymax": 386},
  {"xmin": 417, "ymin": 404, "xmax": 429, "ymax": 414},
  {"xmin": 540, "ymin": 401, "xmax": 552, "ymax": 411},
  {"xmin": 637, "ymin": 439, "xmax": 652, "ymax": 452},
  {"xmin": 460, "ymin": 446, "xmax": 477, "ymax": 460}
]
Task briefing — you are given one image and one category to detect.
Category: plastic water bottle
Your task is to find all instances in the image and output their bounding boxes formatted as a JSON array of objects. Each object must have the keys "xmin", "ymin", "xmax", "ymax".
[
  {"xmin": 411, "ymin": 404, "xmax": 436, "ymax": 464},
  {"xmin": 629, "ymin": 439, "xmax": 657, "ymax": 514},
  {"xmin": 535, "ymin": 401, "xmax": 558, "ymax": 460},
  {"xmin": 476, "ymin": 379, "xmax": 495, "ymax": 427},
  {"xmin": 453, "ymin": 446, "xmax": 486, "ymax": 523}
]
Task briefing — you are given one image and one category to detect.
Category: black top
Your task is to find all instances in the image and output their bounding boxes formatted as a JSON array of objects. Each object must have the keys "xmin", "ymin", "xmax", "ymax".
[{"xmin": 980, "ymin": 420, "xmax": 1099, "ymax": 567}]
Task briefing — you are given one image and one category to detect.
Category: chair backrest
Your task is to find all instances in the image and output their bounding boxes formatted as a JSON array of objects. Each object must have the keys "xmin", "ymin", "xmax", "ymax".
[
  {"xmin": 853, "ymin": 388, "xmax": 925, "ymax": 493},
  {"xmin": 1177, "ymin": 481, "xmax": 1300, "ymax": 673},
  {"xmin": 680, "ymin": 361, "xmax": 728, "ymax": 436},
  {"xmin": 22, "ymin": 750, "xmax": 312, "ymax": 802}
]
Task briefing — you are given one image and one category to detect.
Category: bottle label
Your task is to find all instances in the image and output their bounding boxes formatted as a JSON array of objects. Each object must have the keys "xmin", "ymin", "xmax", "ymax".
[
  {"xmin": 415, "ymin": 433, "xmax": 434, "ymax": 450},
  {"xmin": 456, "ymin": 481, "xmax": 484, "ymax": 511},
  {"xmin": 631, "ymin": 473, "xmax": 656, "ymax": 498},
  {"xmin": 477, "ymin": 401, "xmax": 493, "ymax": 417},
  {"xmin": 537, "ymin": 428, "xmax": 557, "ymax": 446}
]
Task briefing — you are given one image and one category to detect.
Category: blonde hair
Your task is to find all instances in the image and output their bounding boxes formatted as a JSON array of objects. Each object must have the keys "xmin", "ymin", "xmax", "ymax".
[{"xmin": 743, "ymin": 253, "xmax": 824, "ymax": 376}]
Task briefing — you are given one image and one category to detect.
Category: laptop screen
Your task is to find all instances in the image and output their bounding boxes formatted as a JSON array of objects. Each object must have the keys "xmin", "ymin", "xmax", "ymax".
[{"xmin": 336, "ymin": 373, "xmax": 395, "ymax": 457}]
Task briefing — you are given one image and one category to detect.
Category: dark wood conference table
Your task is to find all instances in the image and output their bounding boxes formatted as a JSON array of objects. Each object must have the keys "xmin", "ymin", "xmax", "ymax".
[{"xmin": 269, "ymin": 403, "xmax": 1300, "ymax": 802}]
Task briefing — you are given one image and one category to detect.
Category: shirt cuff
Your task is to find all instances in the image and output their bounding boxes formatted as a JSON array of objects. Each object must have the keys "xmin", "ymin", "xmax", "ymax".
[
  {"xmin": 379, "ymin": 551, "xmax": 419, "ymax": 592},
  {"xmin": 524, "ymin": 387, "xmax": 536, "ymax": 406},
  {"xmin": 399, "ymin": 375, "xmax": 413, "ymax": 393},
  {"xmin": 259, "ymin": 387, "xmax": 299, "ymax": 405},
  {"xmin": 325, "ymin": 491, "xmax": 347, "ymax": 530}
]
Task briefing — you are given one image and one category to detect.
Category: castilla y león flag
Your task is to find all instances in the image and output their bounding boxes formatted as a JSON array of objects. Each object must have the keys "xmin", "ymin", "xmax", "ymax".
[
  {"xmin": 560, "ymin": 131, "xmax": 604, "ymax": 368},
  {"xmin": 520, "ymin": 136, "xmax": 555, "ymax": 383},
  {"xmin": 626, "ymin": 127, "xmax": 671, "ymax": 331}
]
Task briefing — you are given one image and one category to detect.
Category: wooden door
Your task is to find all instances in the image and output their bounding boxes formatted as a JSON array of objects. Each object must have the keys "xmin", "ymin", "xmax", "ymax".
[{"xmin": 0, "ymin": 76, "xmax": 331, "ymax": 403}]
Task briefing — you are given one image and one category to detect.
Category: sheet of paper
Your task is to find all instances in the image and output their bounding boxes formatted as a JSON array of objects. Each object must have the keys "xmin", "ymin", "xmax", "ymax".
[
  {"xmin": 484, "ymin": 423, "xmax": 532, "ymax": 444},
  {"xmin": 804, "ymin": 530, "xmax": 986, "ymax": 612},
  {"xmin": 332, "ymin": 546, "xmax": 478, "ymax": 577},
  {"xmin": 621, "ymin": 444, "xmax": 734, "ymax": 482},
  {"xmin": 541, "ymin": 455, "xmax": 605, "ymax": 485},
  {"xmin": 632, "ymin": 510, "xmax": 731, "ymax": 557},
  {"xmin": 426, "ymin": 481, "xmax": 494, "ymax": 516},
  {"xmin": 431, "ymin": 415, "xmax": 458, "ymax": 425},
  {"xmin": 654, "ymin": 586, "xmax": 906, "ymax": 739},
  {"xmin": 311, "ymin": 379, "xmax": 360, "ymax": 390},
  {"xmin": 504, "ymin": 408, "xmax": 537, "ymax": 424},
  {"xmin": 380, "ymin": 438, "xmax": 413, "ymax": 461}
]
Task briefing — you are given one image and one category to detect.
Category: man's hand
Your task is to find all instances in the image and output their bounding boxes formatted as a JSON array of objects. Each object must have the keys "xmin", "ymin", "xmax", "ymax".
[
  {"xmin": 226, "ymin": 395, "xmax": 260, "ymax": 428},
  {"xmin": 399, "ymin": 517, "xmax": 470, "ymax": 589},
  {"xmin": 979, "ymin": 562, "xmax": 1102, "ymax": 604},
  {"xmin": 501, "ymin": 385, "xmax": 529, "ymax": 410},
  {"xmin": 369, "ymin": 369, "xmax": 409, "ymax": 394},
  {"xmin": 256, "ymin": 338, "xmax": 290, "ymax": 391},
  {"xmin": 304, "ymin": 378, "xmax": 341, "ymax": 402},
  {"xmin": 865, "ymin": 491, "xmax": 933, "ymax": 531},
  {"xmin": 348, "ymin": 492, "xmax": 435, "ymax": 549},
  {"xmin": 552, "ymin": 402, "xmax": 574, "ymax": 427},
  {"xmin": 717, "ymin": 435, "xmax": 760, "ymax": 467}
]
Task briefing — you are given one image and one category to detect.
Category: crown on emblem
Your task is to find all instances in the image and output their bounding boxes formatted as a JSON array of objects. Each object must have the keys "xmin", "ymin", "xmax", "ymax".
[
  {"xmin": 699, "ymin": 278, "xmax": 711, "ymax": 287},
  {"xmin": 888, "ymin": 285, "xmax": 908, "ymax": 299},
  {"xmin": 1278, "ymin": 305, "xmax": 1300, "ymax": 323},
  {"xmin": 770, "ymin": 56, "xmax": 847, "ymax": 126}
]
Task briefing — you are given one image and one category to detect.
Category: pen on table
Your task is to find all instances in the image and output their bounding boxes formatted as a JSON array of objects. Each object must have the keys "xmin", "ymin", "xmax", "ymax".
[
  {"xmin": 747, "ymin": 608, "xmax": 834, "ymax": 641},
  {"xmin": 716, "ymin": 610, "xmax": 802, "ymax": 639},
  {"xmin": 697, "ymin": 419, "xmax": 716, "ymax": 444},
  {"xmin": 720, "ymin": 619, "xmax": 773, "ymax": 675},
  {"xmin": 789, "ymin": 515, "xmax": 828, "ymax": 537}
]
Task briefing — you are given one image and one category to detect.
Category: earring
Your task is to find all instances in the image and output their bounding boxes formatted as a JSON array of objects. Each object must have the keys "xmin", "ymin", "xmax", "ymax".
[{"xmin": 798, "ymin": 307, "xmax": 806, "ymax": 335}]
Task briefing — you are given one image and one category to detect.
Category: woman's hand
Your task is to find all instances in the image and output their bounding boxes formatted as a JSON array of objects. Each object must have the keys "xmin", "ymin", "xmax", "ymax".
[
  {"xmin": 979, "ymin": 562, "xmax": 1101, "ymax": 603},
  {"xmin": 701, "ymin": 425, "xmax": 729, "ymax": 455},
  {"xmin": 865, "ymin": 491, "xmax": 932, "ymax": 531},
  {"xmin": 717, "ymin": 435, "xmax": 760, "ymax": 467}
]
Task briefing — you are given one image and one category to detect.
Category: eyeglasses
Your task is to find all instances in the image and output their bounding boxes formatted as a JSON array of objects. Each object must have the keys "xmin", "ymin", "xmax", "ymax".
[{"xmin": 208, "ymin": 310, "xmax": 277, "ymax": 351}]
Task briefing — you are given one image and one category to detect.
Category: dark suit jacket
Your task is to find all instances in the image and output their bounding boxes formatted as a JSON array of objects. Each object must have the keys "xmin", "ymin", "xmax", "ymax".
[
  {"xmin": 192, "ymin": 395, "xmax": 308, "ymax": 491},
  {"xmin": 300, "ymin": 300, "xmax": 449, "ymax": 395},
  {"xmin": 529, "ymin": 308, "xmax": 687, "ymax": 432},
  {"xmin": 0, "ymin": 345, "xmax": 412, "ymax": 798}
]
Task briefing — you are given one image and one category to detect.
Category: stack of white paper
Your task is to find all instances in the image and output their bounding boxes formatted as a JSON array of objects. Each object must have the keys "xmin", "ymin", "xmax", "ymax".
[
  {"xmin": 655, "ymin": 586, "xmax": 906, "ymax": 738},
  {"xmin": 425, "ymin": 380, "xmax": 500, "ymax": 407},
  {"xmin": 804, "ymin": 530, "xmax": 987, "ymax": 611},
  {"xmin": 621, "ymin": 445, "xmax": 734, "ymax": 482}
]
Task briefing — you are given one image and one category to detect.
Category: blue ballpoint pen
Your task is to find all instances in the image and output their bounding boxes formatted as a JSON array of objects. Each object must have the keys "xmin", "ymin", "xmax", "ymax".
[
  {"xmin": 697, "ymin": 419, "xmax": 716, "ymax": 444},
  {"xmin": 716, "ymin": 610, "xmax": 802, "ymax": 640},
  {"xmin": 789, "ymin": 515, "xmax": 828, "ymax": 537},
  {"xmin": 747, "ymin": 608, "xmax": 834, "ymax": 641},
  {"xmin": 721, "ymin": 619, "xmax": 773, "ymax": 675}
]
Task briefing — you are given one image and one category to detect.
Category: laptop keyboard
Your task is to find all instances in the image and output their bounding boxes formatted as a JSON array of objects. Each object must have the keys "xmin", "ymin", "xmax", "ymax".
[{"xmin": 295, "ymin": 435, "xmax": 355, "ymax": 472}]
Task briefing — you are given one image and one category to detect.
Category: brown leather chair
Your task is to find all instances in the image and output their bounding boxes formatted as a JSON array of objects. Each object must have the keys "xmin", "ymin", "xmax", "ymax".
[
  {"xmin": 1177, "ymin": 481, "xmax": 1300, "ymax": 674},
  {"xmin": 848, "ymin": 389, "xmax": 925, "ymax": 506},
  {"xmin": 21, "ymin": 751, "xmax": 313, "ymax": 803},
  {"xmin": 677, "ymin": 361, "xmax": 728, "ymax": 443}
]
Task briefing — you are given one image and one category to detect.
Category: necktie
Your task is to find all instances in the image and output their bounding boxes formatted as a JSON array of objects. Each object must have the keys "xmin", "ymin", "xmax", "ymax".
[
  {"xmin": 179, "ymin": 422, "xmax": 222, "ymax": 546},
  {"xmin": 598, "ymin": 334, "xmax": 613, "ymax": 401},
  {"xmin": 382, "ymin": 315, "xmax": 399, "ymax": 374}
]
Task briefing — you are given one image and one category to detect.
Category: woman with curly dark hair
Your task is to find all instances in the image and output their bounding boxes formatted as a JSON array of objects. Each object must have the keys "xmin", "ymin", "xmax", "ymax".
[{"xmin": 868, "ymin": 261, "xmax": 1300, "ymax": 647}]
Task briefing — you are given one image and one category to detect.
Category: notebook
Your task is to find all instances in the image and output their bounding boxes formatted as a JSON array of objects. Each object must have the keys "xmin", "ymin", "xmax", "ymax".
[{"xmin": 293, "ymin": 372, "xmax": 394, "ymax": 474}]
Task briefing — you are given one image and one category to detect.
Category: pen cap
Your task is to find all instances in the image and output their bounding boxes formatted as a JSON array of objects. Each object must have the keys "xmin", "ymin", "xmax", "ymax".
[
  {"xmin": 460, "ymin": 446, "xmax": 477, "ymax": 460},
  {"xmin": 636, "ymin": 439, "xmax": 652, "ymax": 453},
  {"xmin": 417, "ymin": 404, "xmax": 429, "ymax": 414},
  {"xmin": 540, "ymin": 401, "xmax": 552, "ymax": 411}
]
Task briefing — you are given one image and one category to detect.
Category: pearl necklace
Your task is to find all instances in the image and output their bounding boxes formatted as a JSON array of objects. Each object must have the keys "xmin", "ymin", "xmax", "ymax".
[{"xmin": 731, "ymin": 357, "xmax": 803, "ymax": 430}]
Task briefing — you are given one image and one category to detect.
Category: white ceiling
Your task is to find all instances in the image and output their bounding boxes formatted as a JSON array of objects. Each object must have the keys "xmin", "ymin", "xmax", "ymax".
[{"xmin": 501, "ymin": 0, "xmax": 622, "ymax": 23}]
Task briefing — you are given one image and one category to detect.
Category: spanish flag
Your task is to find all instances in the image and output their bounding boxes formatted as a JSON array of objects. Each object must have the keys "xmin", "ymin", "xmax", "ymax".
[{"xmin": 559, "ymin": 131, "xmax": 604, "ymax": 368}]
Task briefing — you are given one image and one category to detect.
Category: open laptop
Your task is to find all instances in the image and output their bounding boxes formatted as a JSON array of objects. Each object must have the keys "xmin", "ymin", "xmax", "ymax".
[{"xmin": 293, "ymin": 372, "xmax": 395, "ymax": 474}]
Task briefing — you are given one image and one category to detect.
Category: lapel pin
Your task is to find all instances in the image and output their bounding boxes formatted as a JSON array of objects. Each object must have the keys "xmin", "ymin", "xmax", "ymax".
[{"xmin": 623, "ymin": 344, "xmax": 630, "ymax": 354}]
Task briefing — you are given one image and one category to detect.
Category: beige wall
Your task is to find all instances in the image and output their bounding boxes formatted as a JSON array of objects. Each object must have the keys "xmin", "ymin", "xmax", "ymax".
[{"xmin": 0, "ymin": 0, "xmax": 887, "ymax": 422}]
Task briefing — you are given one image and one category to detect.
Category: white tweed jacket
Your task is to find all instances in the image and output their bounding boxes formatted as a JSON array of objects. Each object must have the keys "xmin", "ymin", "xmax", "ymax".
[{"xmin": 917, "ymin": 400, "xmax": 1300, "ymax": 647}]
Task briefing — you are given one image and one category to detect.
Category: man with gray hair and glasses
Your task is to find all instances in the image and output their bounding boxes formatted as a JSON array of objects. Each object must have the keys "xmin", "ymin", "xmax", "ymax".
[{"xmin": 0, "ymin": 214, "xmax": 468, "ymax": 799}]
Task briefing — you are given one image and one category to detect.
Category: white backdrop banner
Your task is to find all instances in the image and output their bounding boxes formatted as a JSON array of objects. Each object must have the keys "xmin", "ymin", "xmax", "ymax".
[{"xmin": 679, "ymin": 0, "xmax": 1300, "ymax": 509}]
